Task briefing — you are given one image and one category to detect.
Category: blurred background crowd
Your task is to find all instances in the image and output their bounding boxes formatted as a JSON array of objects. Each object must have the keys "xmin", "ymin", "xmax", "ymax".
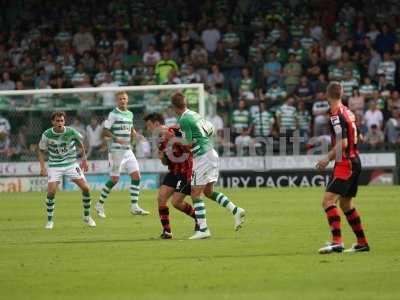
[{"xmin": 1, "ymin": 0, "xmax": 400, "ymax": 161}]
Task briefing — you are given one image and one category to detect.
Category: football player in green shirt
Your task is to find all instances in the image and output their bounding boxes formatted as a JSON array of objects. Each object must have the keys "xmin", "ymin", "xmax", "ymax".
[
  {"xmin": 38, "ymin": 111, "xmax": 96, "ymax": 229},
  {"xmin": 171, "ymin": 92, "xmax": 245, "ymax": 239},
  {"xmin": 95, "ymin": 91, "xmax": 149, "ymax": 218}
]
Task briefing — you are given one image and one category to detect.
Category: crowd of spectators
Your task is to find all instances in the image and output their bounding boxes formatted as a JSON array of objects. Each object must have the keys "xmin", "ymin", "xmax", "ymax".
[{"xmin": 1, "ymin": 0, "xmax": 400, "ymax": 160}]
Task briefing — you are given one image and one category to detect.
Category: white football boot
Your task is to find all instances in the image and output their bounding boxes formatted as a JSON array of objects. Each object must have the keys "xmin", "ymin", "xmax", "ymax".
[
  {"xmin": 83, "ymin": 216, "xmax": 96, "ymax": 227},
  {"xmin": 234, "ymin": 207, "xmax": 245, "ymax": 231},
  {"xmin": 130, "ymin": 206, "xmax": 150, "ymax": 215},
  {"xmin": 45, "ymin": 221, "xmax": 54, "ymax": 229},
  {"xmin": 189, "ymin": 229, "xmax": 211, "ymax": 240},
  {"xmin": 318, "ymin": 242, "xmax": 344, "ymax": 254},
  {"xmin": 95, "ymin": 201, "xmax": 106, "ymax": 218}
]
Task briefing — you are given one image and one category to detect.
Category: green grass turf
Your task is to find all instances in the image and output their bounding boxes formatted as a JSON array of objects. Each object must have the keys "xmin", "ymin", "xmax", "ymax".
[{"xmin": 0, "ymin": 186, "xmax": 399, "ymax": 300}]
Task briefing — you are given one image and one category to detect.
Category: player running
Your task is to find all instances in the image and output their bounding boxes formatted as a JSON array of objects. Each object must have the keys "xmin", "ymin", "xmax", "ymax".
[
  {"xmin": 38, "ymin": 111, "xmax": 96, "ymax": 229},
  {"xmin": 171, "ymin": 92, "xmax": 245, "ymax": 240},
  {"xmin": 95, "ymin": 91, "xmax": 149, "ymax": 218},
  {"xmin": 144, "ymin": 113, "xmax": 198, "ymax": 239},
  {"xmin": 316, "ymin": 82, "xmax": 369, "ymax": 254}
]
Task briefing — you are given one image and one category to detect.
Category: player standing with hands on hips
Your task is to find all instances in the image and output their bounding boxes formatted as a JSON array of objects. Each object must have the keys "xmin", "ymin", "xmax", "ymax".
[
  {"xmin": 316, "ymin": 82, "xmax": 369, "ymax": 254},
  {"xmin": 38, "ymin": 111, "xmax": 96, "ymax": 229},
  {"xmin": 95, "ymin": 91, "xmax": 149, "ymax": 218}
]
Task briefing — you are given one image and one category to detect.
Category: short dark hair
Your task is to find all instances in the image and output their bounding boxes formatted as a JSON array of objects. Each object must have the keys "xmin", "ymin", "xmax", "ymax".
[
  {"xmin": 51, "ymin": 111, "xmax": 66, "ymax": 121},
  {"xmin": 171, "ymin": 92, "xmax": 186, "ymax": 109},
  {"xmin": 326, "ymin": 82, "xmax": 343, "ymax": 100},
  {"xmin": 143, "ymin": 113, "xmax": 165, "ymax": 125}
]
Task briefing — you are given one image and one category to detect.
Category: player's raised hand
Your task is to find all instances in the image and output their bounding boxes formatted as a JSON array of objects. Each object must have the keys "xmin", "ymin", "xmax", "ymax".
[
  {"xmin": 316, "ymin": 158, "xmax": 329, "ymax": 171},
  {"xmin": 80, "ymin": 159, "xmax": 89, "ymax": 173}
]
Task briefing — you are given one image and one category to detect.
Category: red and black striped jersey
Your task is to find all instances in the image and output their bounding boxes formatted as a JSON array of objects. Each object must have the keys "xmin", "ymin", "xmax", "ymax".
[
  {"xmin": 329, "ymin": 103, "xmax": 359, "ymax": 161},
  {"xmin": 159, "ymin": 126, "xmax": 193, "ymax": 181}
]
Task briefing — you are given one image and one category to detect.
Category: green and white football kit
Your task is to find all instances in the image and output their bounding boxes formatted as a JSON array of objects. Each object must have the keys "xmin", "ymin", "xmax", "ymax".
[
  {"xmin": 39, "ymin": 126, "xmax": 85, "ymax": 183},
  {"xmin": 103, "ymin": 108, "xmax": 139, "ymax": 176},
  {"xmin": 178, "ymin": 109, "xmax": 218, "ymax": 186},
  {"xmin": 96, "ymin": 107, "xmax": 148, "ymax": 217},
  {"xmin": 39, "ymin": 126, "xmax": 95, "ymax": 229},
  {"xmin": 178, "ymin": 109, "xmax": 245, "ymax": 235}
]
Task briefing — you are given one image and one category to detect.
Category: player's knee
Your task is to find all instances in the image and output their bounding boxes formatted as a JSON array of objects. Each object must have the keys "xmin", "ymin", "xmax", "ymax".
[
  {"xmin": 339, "ymin": 200, "xmax": 352, "ymax": 212},
  {"xmin": 47, "ymin": 192, "xmax": 55, "ymax": 199},
  {"xmin": 171, "ymin": 198, "xmax": 180, "ymax": 208},
  {"xmin": 322, "ymin": 194, "xmax": 335, "ymax": 208},
  {"xmin": 157, "ymin": 194, "xmax": 167, "ymax": 206},
  {"xmin": 130, "ymin": 172, "xmax": 140, "ymax": 181},
  {"xmin": 203, "ymin": 189, "xmax": 212, "ymax": 198},
  {"xmin": 111, "ymin": 177, "xmax": 119, "ymax": 184},
  {"xmin": 191, "ymin": 190, "xmax": 201, "ymax": 199},
  {"xmin": 81, "ymin": 185, "xmax": 90, "ymax": 194}
]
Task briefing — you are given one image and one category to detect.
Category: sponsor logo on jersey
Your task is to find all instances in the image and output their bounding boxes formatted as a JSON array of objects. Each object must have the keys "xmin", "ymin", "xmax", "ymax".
[{"xmin": 330, "ymin": 115, "xmax": 340, "ymax": 125}]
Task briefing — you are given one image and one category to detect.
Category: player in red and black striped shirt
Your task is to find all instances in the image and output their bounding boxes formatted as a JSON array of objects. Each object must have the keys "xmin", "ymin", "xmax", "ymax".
[
  {"xmin": 144, "ymin": 113, "xmax": 197, "ymax": 239},
  {"xmin": 316, "ymin": 82, "xmax": 369, "ymax": 254}
]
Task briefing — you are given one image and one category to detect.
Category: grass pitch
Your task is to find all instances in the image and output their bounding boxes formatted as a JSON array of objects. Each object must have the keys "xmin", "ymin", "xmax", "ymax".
[{"xmin": 0, "ymin": 187, "xmax": 399, "ymax": 300}]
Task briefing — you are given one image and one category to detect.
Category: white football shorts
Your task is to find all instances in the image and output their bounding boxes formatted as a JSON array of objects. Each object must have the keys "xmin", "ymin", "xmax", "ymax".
[
  {"xmin": 47, "ymin": 163, "xmax": 85, "ymax": 183},
  {"xmin": 108, "ymin": 149, "xmax": 140, "ymax": 177},
  {"xmin": 191, "ymin": 149, "xmax": 219, "ymax": 186}
]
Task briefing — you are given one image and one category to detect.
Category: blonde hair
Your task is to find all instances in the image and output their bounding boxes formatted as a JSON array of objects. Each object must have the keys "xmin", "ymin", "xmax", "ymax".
[
  {"xmin": 116, "ymin": 91, "xmax": 128, "ymax": 98},
  {"xmin": 326, "ymin": 82, "xmax": 343, "ymax": 100}
]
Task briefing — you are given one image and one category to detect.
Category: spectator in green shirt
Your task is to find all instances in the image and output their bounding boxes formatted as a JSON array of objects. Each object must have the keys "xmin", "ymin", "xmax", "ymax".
[{"xmin": 155, "ymin": 50, "xmax": 179, "ymax": 84}]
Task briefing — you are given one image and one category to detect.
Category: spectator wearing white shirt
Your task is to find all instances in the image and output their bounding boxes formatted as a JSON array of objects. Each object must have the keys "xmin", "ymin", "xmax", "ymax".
[
  {"xmin": 0, "ymin": 72, "xmax": 15, "ymax": 90},
  {"xmin": 364, "ymin": 100, "xmax": 383, "ymax": 129},
  {"xmin": 143, "ymin": 44, "xmax": 161, "ymax": 66},
  {"xmin": 72, "ymin": 25, "xmax": 95, "ymax": 56},
  {"xmin": 86, "ymin": 116, "xmax": 104, "ymax": 158},
  {"xmin": 201, "ymin": 22, "xmax": 221, "ymax": 54},
  {"xmin": 100, "ymin": 73, "xmax": 119, "ymax": 107},
  {"xmin": 325, "ymin": 40, "xmax": 342, "ymax": 62},
  {"xmin": 366, "ymin": 23, "xmax": 380, "ymax": 43},
  {"xmin": 310, "ymin": 20, "xmax": 323, "ymax": 41}
]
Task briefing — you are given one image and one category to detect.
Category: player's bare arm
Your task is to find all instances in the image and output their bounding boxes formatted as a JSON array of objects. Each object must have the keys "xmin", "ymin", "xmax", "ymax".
[
  {"xmin": 316, "ymin": 138, "xmax": 348, "ymax": 170},
  {"xmin": 75, "ymin": 139, "xmax": 89, "ymax": 172},
  {"xmin": 131, "ymin": 127, "xmax": 145, "ymax": 142},
  {"xmin": 103, "ymin": 127, "xmax": 128, "ymax": 145},
  {"xmin": 38, "ymin": 148, "xmax": 47, "ymax": 176}
]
